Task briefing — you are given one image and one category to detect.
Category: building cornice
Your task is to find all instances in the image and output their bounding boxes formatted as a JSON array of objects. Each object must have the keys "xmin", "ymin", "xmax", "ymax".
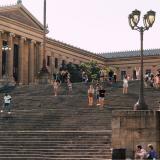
[{"xmin": 47, "ymin": 37, "xmax": 106, "ymax": 62}]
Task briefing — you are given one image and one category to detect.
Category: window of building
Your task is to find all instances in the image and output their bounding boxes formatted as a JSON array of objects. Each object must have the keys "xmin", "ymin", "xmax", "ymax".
[
  {"xmin": 47, "ymin": 56, "xmax": 51, "ymax": 66},
  {"xmin": 55, "ymin": 58, "xmax": 58, "ymax": 68}
]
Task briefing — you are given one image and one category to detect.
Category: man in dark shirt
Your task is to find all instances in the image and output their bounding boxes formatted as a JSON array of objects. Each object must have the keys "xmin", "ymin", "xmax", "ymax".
[{"xmin": 98, "ymin": 86, "xmax": 106, "ymax": 108}]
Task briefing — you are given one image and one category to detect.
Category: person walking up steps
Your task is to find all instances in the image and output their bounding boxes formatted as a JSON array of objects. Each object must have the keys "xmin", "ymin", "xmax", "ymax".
[{"xmin": 1, "ymin": 93, "xmax": 12, "ymax": 114}]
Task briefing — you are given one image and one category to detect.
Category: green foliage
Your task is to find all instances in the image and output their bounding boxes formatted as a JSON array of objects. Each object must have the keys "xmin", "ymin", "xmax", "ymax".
[
  {"xmin": 80, "ymin": 60, "xmax": 101, "ymax": 81},
  {"xmin": 65, "ymin": 61, "xmax": 111, "ymax": 82},
  {"xmin": 66, "ymin": 63, "xmax": 81, "ymax": 82}
]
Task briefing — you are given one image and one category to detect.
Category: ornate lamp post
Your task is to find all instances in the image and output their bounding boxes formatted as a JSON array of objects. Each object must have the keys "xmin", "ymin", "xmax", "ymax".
[{"xmin": 128, "ymin": 9, "xmax": 156, "ymax": 110}]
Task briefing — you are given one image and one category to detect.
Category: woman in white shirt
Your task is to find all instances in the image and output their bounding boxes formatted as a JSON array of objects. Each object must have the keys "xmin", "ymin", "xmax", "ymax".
[{"xmin": 123, "ymin": 75, "xmax": 128, "ymax": 94}]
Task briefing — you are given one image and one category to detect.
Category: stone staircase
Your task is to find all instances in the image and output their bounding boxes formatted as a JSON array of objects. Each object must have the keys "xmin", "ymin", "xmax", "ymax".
[
  {"xmin": 0, "ymin": 83, "xmax": 112, "ymax": 159},
  {"xmin": 0, "ymin": 80, "xmax": 159, "ymax": 159},
  {"xmin": 0, "ymin": 131, "xmax": 111, "ymax": 160},
  {"xmin": 106, "ymin": 80, "xmax": 160, "ymax": 110}
]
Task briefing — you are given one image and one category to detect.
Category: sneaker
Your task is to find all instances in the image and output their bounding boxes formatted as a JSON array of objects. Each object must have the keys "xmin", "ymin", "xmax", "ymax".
[{"xmin": 1, "ymin": 110, "xmax": 3, "ymax": 113}]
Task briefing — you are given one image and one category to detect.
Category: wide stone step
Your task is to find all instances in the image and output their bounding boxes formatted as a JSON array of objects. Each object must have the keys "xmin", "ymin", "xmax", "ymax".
[
  {"xmin": 0, "ymin": 158, "xmax": 111, "ymax": 160},
  {"xmin": 0, "ymin": 131, "xmax": 112, "ymax": 159}
]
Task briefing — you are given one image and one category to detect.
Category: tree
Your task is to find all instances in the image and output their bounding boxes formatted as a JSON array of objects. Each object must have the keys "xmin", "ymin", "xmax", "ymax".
[
  {"xmin": 80, "ymin": 60, "xmax": 101, "ymax": 82},
  {"xmin": 66, "ymin": 63, "xmax": 81, "ymax": 82}
]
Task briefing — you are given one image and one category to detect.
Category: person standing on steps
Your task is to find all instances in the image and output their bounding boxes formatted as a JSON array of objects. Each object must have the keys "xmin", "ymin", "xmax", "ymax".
[
  {"xmin": 87, "ymin": 85, "xmax": 94, "ymax": 106},
  {"xmin": 95, "ymin": 82, "xmax": 100, "ymax": 106},
  {"xmin": 1, "ymin": 93, "xmax": 12, "ymax": 114},
  {"xmin": 53, "ymin": 80, "xmax": 60, "ymax": 96},
  {"xmin": 67, "ymin": 79, "xmax": 72, "ymax": 95},
  {"xmin": 98, "ymin": 85, "xmax": 106, "ymax": 108},
  {"xmin": 123, "ymin": 75, "xmax": 128, "ymax": 94}
]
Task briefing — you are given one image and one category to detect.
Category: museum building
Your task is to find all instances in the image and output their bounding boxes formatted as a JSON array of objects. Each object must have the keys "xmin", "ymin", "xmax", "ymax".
[{"xmin": 0, "ymin": 1, "xmax": 159, "ymax": 84}]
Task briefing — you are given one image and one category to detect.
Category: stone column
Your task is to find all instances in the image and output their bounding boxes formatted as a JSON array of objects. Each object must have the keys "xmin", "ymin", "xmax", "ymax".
[
  {"xmin": 29, "ymin": 40, "xmax": 35, "ymax": 84},
  {"xmin": 8, "ymin": 33, "xmax": 15, "ymax": 81},
  {"xmin": 49, "ymin": 52, "xmax": 55, "ymax": 77},
  {"xmin": 127, "ymin": 67, "xmax": 132, "ymax": 80},
  {"xmin": 38, "ymin": 42, "xmax": 43, "ymax": 71},
  {"xmin": 58, "ymin": 55, "xmax": 63, "ymax": 70},
  {"xmin": 0, "ymin": 31, "xmax": 3, "ymax": 79},
  {"xmin": 152, "ymin": 65, "xmax": 157, "ymax": 75},
  {"xmin": 65, "ymin": 56, "xmax": 69, "ymax": 65},
  {"xmin": 18, "ymin": 36, "xmax": 26, "ymax": 84}
]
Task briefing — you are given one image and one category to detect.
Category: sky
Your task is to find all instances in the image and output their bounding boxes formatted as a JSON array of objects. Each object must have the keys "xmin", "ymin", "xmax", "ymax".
[{"xmin": 1, "ymin": 0, "xmax": 160, "ymax": 53}]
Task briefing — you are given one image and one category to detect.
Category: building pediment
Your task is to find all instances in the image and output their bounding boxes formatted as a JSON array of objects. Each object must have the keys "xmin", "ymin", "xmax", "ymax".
[{"xmin": 0, "ymin": 3, "xmax": 44, "ymax": 30}]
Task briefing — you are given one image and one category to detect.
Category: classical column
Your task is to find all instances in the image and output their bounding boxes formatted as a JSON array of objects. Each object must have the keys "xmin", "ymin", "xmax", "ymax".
[
  {"xmin": 8, "ymin": 33, "xmax": 15, "ymax": 81},
  {"xmin": 0, "ymin": 31, "xmax": 3, "ymax": 79},
  {"xmin": 38, "ymin": 43, "xmax": 43, "ymax": 71},
  {"xmin": 58, "ymin": 55, "xmax": 63, "ymax": 70},
  {"xmin": 50, "ymin": 53, "xmax": 54, "ymax": 76},
  {"xmin": 18, "ymin": 36, "xmax": 26, "ymax": 84},
  {"xmin": 127, "ymin": 66, "xmax": 132, "ymax": 80},
  {"xmin": 29, "ymin": 40, "xmax": 35, "ymax": 84}
]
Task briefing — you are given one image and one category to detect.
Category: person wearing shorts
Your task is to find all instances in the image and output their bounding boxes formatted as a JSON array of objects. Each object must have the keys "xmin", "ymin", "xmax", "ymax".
[
  {"xmin": 1, "ymin": 93, "xmax": 12, "ymax": 114},
  {"xmin": 123, "ymin": 75, "xmax": 128, "ymax": 94},
  {"xmin": 87, "ymin": 85, "xmax": 94, "ymax": 106},
  {"xmin": 98, "ymin": 86, "xmax": 106, "ymax": 108},
  {"xmin": 53, "ymin": 80, "xmax": 59, "ymax": 96},
  {"xmin": 95, "ymin": 83, "xmax": 100, "ymax": 106}
]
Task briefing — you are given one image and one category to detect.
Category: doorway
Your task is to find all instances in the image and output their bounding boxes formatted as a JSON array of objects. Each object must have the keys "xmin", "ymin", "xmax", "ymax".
[
  {"xmin": 13, "ymin": 44, "xmax": 19, "ymax": 82},
  {"xmin": 121, "ymin": 71, "xmax": 126, "ymax": 80},
  {"xmin": 133, "ymin": 70, "xmax": 137, "ymax": 80},
  {"xmin": 2, "ymin": 41, "xmax": 7, "ymax": 76}
]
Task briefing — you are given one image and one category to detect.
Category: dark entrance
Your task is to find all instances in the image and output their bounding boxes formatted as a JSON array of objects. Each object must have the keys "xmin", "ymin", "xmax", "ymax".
[
  {"xmin": 145, "ymin": 69, "xmax": 151, "ymax": 76},
  {"xmin": 2, "ymin": 41, "xmax": 7, "ymax": 76},
  {"xmin": 121, "ymin": 71, "xmax": 126, "ymax": 80},
  {"xmin": 13, "ymin": 44, "xmax": 19, "ymax": 82},
  {"xmin": 133, "ymin": 70, "xmax": 137, "ymax": 80},
  {"xmin": 108, "ymin": 70, "xmax": 114, "ymax": 81}
]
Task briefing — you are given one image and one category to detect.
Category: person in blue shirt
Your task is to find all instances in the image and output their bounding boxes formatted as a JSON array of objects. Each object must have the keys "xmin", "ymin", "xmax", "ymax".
[{"xmin": 147, "ymin": 144, "xmax": 157, "ymax": 160}]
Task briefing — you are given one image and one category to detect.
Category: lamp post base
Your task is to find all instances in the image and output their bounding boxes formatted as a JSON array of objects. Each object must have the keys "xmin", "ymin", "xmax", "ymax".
[
  {"xmin": 38, "ymin": 66, "xmax": 50, "ymax": 84},
  {"xmin": 134, "ymin": 100, "xmax": 148, "ymax": 110}
]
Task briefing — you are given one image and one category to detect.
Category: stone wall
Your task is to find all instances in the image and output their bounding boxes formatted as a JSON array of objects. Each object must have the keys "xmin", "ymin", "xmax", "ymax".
[{"xmin": 112, "ymin": 110, "xmax": 160, "ymax": 159}]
